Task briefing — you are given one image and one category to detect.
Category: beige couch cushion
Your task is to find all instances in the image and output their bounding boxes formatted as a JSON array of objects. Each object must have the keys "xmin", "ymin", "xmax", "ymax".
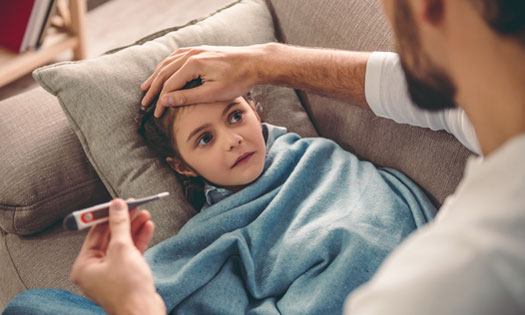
[
  {"xmin": 0, "ymin": 88, "xmax": 110, "ymax": 235},
  {"xmin": 267, "ymin": 0, "xmax": 473, "ymax": 205}
]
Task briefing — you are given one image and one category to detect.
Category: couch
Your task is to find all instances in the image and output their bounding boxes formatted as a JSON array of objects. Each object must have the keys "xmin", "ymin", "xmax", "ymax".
[{"xmin": 0, "ymin": 0, "xmax": 472, "ymax": 309}]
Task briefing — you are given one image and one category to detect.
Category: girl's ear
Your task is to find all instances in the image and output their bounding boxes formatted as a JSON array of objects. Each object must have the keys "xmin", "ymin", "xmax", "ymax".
[{"xmin": 166, "ymin": 157, "xmax": 198, "ymax": 177}]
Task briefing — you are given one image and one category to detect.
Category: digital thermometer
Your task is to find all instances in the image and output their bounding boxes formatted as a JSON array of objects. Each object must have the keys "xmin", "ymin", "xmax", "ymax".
[{"xmin": 63, "ymin": 192, "xmax": 169, "ymax": 231}]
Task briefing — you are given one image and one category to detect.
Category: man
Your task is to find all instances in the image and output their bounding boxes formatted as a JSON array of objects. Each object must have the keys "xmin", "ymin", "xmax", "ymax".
[{"xmin": 7, "ymin": 0, "xmax": 522, "ymax": 314}]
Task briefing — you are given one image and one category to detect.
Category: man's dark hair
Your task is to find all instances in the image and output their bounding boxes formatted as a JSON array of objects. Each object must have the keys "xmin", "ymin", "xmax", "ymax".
[{"xmin": 471, "ymin": 0, "xmax": 525, "ymax": 45}]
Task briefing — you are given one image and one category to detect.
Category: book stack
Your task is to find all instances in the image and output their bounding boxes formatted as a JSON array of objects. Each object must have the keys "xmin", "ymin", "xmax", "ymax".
[{"xmin": 0, "ymin": 0, "xmax": 57, "ymax": 53}]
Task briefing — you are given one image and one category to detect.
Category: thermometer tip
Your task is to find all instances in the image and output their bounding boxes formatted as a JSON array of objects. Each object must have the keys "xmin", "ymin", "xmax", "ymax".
[{"xmin": 158, "ymin": 192, "xmax": 170, "ymax": 198}]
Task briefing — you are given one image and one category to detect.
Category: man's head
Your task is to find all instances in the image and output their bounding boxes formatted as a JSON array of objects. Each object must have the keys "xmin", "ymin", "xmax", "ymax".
[{"xmin": 382, "ymin": 0, "xmax": 525, "ymax": 111}]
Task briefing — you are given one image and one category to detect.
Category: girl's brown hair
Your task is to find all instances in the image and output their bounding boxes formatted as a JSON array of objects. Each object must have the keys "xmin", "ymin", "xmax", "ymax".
[{"xmin": 138, "ymin": 79, "xmax": 258, "ymax": 211}]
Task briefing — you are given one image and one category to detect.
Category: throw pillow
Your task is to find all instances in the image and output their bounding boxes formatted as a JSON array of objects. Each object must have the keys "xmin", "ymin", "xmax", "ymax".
[{"xmin": 32, "ymin": 0, "xmax": 317, "ymax": 243}]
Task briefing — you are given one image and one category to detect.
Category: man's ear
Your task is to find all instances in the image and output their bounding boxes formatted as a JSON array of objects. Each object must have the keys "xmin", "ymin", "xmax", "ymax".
[{"xmin": 166, "ymin": 157, "xmax": 198, "ymax": 177}]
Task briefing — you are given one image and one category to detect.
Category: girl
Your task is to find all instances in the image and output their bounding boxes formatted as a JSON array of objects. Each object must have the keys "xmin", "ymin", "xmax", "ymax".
[
  {"xmin": 136, "ymin": 83, "xmax": 436, "ymax": 314},
  {"xmin": 138, "ymin": 84, "xmax": 267, "ymax": 211}
]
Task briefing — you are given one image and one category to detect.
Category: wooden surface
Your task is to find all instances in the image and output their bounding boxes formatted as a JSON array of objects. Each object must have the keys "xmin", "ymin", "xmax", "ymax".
[
  {"xmin": 0, "ymin": 0, "xmax": 235, "ymax": 101},
  {"xmin": 69, "ymin": 0, "xmax": 87, "ymax": 59},
  {"xmin": 0, "ymin": 33, "xmax": 77, "ymax": 88}
]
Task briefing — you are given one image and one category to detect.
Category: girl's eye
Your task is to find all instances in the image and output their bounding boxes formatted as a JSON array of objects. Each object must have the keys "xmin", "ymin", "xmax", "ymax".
[
  {"xmin": 197, "ymin": 133, "xmax": 213, "ymax": 147},
  {"xmin": 229, "ymin": 110, "xmax": 243, "ymax": 123}
]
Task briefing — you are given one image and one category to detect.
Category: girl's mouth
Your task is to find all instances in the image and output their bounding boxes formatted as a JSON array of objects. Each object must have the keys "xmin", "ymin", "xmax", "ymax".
[{"xmin": 231, "ymin": 152, "xmax": 255, "ymax": 168}]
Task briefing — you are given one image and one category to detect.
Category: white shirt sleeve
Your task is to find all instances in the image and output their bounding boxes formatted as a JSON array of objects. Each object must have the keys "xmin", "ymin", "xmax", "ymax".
[{"xmin": 365, "ymin": 51, "xmax": 481, "ymax": 155}]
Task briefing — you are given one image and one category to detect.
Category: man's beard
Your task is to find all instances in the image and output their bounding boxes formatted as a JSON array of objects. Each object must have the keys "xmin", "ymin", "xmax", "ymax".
[{"xmin": 394, "ymin": 0, "xmax": 457, "ymax": 111}]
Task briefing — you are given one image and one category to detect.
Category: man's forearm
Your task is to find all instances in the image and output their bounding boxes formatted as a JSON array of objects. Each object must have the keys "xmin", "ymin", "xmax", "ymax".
[{"xmin": 255, "ymin": 43, "xmax": 371, "ymax": 110}]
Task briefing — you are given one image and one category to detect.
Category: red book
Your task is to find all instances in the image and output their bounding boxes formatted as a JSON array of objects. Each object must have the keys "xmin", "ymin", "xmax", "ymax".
[{"xmin": 0, "ymin": 0, "xmax": 37, "ymax": 53}]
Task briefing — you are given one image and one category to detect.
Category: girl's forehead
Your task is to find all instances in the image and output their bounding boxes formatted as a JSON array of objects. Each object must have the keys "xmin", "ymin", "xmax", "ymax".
[{"xmin": 172, "ymin": 98, "xmax": 250, "ymax": 134}]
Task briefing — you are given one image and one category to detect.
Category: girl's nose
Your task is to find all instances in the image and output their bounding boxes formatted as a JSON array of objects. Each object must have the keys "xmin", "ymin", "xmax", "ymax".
[{"xmin": 227, "ymin": 133, "xmax": 243, "ymax": 151}]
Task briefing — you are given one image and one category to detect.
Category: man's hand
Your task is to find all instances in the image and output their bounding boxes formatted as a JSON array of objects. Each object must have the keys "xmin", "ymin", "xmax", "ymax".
[
  {"xmin": 141, "ymin": 45, "xmax": 265, "ymax": 118},
  {"xmin": 141, "ymin": 43, "xmax": 371, "ymax": 118},
  {"xmin": 70, "ymin": 199, "xmax": 166, "ymax": 315}
]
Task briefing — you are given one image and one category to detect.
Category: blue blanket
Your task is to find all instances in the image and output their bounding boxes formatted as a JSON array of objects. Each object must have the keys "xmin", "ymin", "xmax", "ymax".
[{"xmin": 146, "ymin": 131, "xmax": 436, "ymax": 314}]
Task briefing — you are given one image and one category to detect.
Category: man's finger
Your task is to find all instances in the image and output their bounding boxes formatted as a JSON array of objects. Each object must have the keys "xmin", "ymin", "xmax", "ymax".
[
  {"xmin": 141, "ymin": 48, "xmax": 190, "ymax": 92},
  {"xmin": 131, "ymin": 210, "xmax": 150, "ymax": 235},
  {"xmin": 134, "ymin": 220, "xmax": 155, "ymax": 254},
  {"xmin": 153, "ymin": 86, "xmax": 194, "ymax": 118},
  {"xmin": 154, "ymin": 80, "xmax": 198, "ymax": 118},
  {"xmin": 108, "ymin": 199, "xmax": 132, "ymax": 246},
  {"xmin": 141, "ymin": 75, "xmax": 163, "ymax": 106},
  {"xmin": 142, "ymin": 55, "xmax": 187, "ymax": 106},
  {"xmin": 160, "ymin": 84, "xmax": 206, "ymax": 107},
  {"xmin": 154, "ymin": 89, "xmax": 191, "ymax": 118},
  {"xmin": 141, "ymin": 75, "xmax": 152, "ymax": 91},
  {"xmin": 80, "ymin": 222, "xmax": 110, "ymax": 253},
  {"xmin": 141, "ymin": 57, "xmax": 173, "ymax": 97}
]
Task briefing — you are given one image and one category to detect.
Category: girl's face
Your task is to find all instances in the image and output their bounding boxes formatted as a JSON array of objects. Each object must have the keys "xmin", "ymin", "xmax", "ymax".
[{"xmin": 167, "ymin": 97, "xmax": 266, "ymax": 189}]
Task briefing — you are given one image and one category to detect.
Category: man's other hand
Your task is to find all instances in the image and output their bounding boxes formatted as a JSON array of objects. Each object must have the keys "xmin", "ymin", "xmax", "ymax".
[{"xmin": 70, "ymin": 199, "xmax": 166, "ymax": 315}]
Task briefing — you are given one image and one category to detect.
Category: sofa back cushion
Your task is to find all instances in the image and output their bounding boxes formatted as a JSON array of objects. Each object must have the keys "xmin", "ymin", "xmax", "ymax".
[
  {"xmin": 0, "ymin": 88, "xmax": 111, "ymax": 235},
  {"xmin": 267, "ymin": 0, "xmax": 472, "ymax": 205}
]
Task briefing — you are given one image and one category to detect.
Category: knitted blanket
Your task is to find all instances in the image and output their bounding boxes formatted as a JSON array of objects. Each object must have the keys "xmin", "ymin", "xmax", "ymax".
[{"xmin": 146, "ymin": 131, "xmax": 436, "ymax": 314}]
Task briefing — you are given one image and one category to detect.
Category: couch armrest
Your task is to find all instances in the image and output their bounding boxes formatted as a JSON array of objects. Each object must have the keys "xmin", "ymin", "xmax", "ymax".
[{"xmin": 0, "ymin": 87, "xmax": 110, "ymax": 235}]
